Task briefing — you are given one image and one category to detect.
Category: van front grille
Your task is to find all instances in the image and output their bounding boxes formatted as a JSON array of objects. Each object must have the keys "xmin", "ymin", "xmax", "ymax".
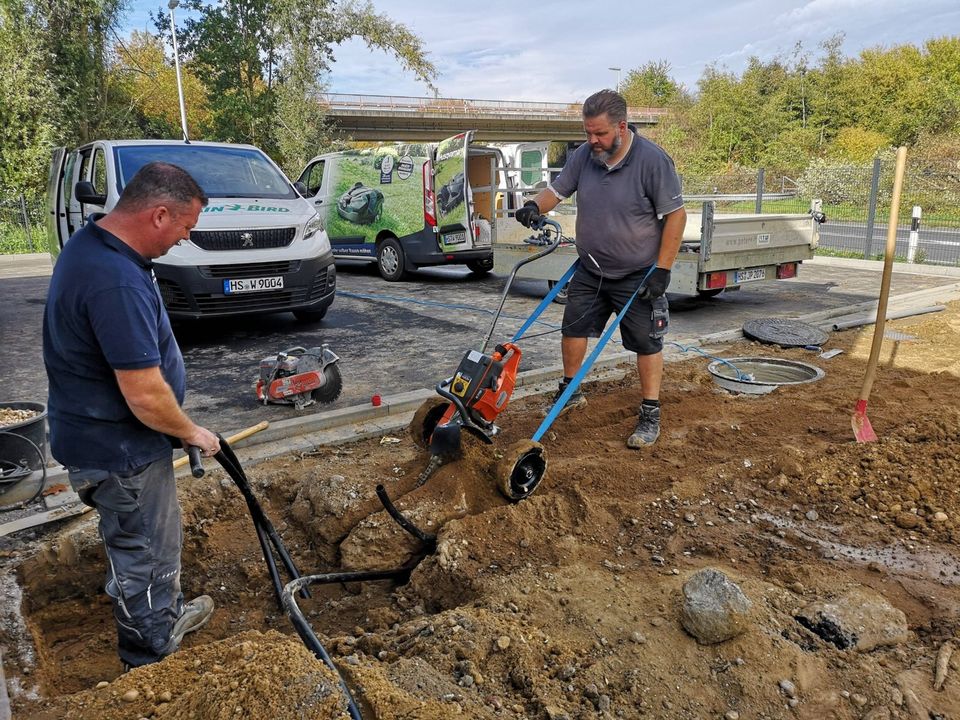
[{"xmin": 190, "ymin": 228, "xmax": 296, "ymax": 251}]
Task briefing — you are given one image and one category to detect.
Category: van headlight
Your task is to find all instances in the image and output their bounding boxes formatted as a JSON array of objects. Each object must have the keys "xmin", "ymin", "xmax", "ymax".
[{"xmin": 303, "ymin": 212, "xmax": 324, "ymax": 240}]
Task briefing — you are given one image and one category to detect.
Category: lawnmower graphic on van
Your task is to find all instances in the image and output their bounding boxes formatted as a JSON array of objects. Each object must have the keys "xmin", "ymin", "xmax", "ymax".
[
  {"xmin": 297, "ymin": 131, "xmax": 502, "ymax": 281},
  {"xmin": 336, "ymin": 182, "xmax": 384, "ymax": 225}
]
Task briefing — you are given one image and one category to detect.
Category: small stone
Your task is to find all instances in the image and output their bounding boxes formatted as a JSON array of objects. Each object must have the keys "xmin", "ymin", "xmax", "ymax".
[
  {"xmin": 840, "ymin": 690, "xmax": 850, "ymax": 699},
  {"xmin": 597, "ymin": 694, "xmax": 611, "ymax": 712},
  {"xmin": 788, "ymin": 698, "xmax": 799, "ymax": 708},
  {"xmin": 650, "ymin": 617, "xmax": 665, "ymax": 627},
  {"xmin": 779, "ymin": 679, "xmax": 797, "ymax": 698},
  {"xmin": 496, "ymin": 635, "xmax": 511, "ymax": 650},
  {"xmin": 95, "ymin": 681, "xmax": 109, "ymax": 689},
  {"xmin": 895, "ymin": 512, "xmax": 920, "ymax": 529},
  {"xmin": 788, "ymin": 581, "xmax": 805, "ymax": 594},
  {"xmin": 933, "ymin": 512, "xmax": 948, "ymax": 522},
  {"xmin": 684, "ymin": 514, "xmax": 696, "ymax": 524},
  {"xmin": 158, "ymin": 690, "xmax": 172, "ymax": 703},
  {"xmin": 725, "ymin": 712, "xmax": 740, "ymax": 720},
  {"xmin": 121, "ymin": 689, "xmax": 140, "ymax": 703},
  {"xmin": 630, "ymin": 631, "xmax": 647, "ymax": 644},
  {"xmin": 459, "ymin": 674, "xmax": 475, "ymax": 688},
  {"xmin": 851, "ymin": 693, "xmax": 868, "ymax": 708},
  {"xmin": 805, "ymin": 510, "xmax": 819, "ymax": 521},
  {"xmin": 583, "ymin": 683, "xmax": 600, "ymax": 699}
]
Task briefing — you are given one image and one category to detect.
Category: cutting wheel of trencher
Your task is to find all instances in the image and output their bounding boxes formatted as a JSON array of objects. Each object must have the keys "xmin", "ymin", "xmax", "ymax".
[
  {"xmin": 496, "ymin": 440, "xmax": 547, "ymax": 501},
  {"xmin": 410, "ymin": 397, "xmax": 451, "ymax": 450},
  {"xmin": 311, "ymin": 364, "xmax": 343, "ymax": 404}
]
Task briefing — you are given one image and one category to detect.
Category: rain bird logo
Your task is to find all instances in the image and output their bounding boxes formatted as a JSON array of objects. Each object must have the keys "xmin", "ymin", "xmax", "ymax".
[{"xmin": 241, "ymin": 232, "xmax": 254, "ymax": 248}]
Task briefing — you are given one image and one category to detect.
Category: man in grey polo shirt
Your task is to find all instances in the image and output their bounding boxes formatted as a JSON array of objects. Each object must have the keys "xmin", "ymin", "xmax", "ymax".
[{"xmin": 515, "ymin": 89, "xmax": 686, "ymax": 447}]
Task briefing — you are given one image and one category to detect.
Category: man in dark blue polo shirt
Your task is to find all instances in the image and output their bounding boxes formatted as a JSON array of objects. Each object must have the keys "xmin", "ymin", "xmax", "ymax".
[
  {"xmin": 516, "ymin": 89, "xmax": 687, "ymax": 448},
  {"xmin": 43, "ymin": 161, "xmax": 221, "ymax": 669}
]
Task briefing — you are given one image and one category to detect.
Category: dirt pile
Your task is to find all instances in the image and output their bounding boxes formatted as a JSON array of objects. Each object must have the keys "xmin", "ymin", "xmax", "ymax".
[{"xmin": 5, "ymin": 301, "xmax": 960, "ymax": 719}]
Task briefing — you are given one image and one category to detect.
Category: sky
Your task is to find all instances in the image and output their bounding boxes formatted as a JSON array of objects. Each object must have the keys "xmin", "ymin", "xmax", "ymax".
[{"xmin": 124, "ymin": 0, "xmax": 960, "ymax": 104}]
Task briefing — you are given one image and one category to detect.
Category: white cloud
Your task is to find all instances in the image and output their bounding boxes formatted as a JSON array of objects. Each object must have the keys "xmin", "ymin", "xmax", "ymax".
[{"xmin": 125, "ymin": 0, "xmax": 959, "ymax": 102}]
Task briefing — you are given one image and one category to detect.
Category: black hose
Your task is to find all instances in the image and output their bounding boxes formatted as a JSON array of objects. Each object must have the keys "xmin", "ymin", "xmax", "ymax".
[
  {"xmin": 212, "ymin": 436, "xmax": 308, "ymax": 606},
  {"xmin": 0, "ymin": 431, "xmax": 46, "ymax": 510},
  {"xmin": 375, "ymin": 485, "xmax": 437, "ymax": 545}
]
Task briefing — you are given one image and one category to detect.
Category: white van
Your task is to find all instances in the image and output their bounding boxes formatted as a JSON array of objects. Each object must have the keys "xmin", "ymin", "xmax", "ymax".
[
  {"xmin": 47, "ymin": 140, "xmax": 336, "ymax": 321},
  {"xmin": 297, "ymin": 131, "xmax": 507, "ymax": 281}
]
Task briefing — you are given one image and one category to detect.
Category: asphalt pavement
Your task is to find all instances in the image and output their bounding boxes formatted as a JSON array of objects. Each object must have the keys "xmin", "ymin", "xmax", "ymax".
[{"xmin": 2, "ymin": 253, "xmax": 959, "ymax": 438}]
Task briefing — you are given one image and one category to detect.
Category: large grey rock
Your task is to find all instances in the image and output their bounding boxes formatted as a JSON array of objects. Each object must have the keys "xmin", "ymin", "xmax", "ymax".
[
  {"xmin": 795, "ymin": 586, "xmax": 910, "ymax": 652},
  {"xmin": 680, "ymin": 568, "xmax": 753, "ymax": 644}
]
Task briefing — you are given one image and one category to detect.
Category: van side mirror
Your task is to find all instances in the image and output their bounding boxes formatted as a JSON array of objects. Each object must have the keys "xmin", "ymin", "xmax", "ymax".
[
  {"xmin": 75, "ymin": 181, "xmax": 107, "ymax": 206},
  {"xmin": 293, "ymin": 181, "xmax": 308, "ymax": 197}
]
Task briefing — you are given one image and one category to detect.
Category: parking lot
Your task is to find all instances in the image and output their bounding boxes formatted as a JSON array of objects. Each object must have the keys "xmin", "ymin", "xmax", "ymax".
[{"xmin": 2, "ymin": 254, "xmax": 957, "ymax": 438}]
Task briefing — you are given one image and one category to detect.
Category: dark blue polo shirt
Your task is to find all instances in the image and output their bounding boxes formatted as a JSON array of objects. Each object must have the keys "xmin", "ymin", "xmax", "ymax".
[{"xmin": 43, "ymin": 218, "xmax": 186, "ymax": 472}]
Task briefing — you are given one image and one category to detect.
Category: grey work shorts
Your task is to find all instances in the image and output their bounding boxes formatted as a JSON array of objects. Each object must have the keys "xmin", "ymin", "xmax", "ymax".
[{"xmin": 561, "ymin": 265, "xmax": 669, "ymax": 355}]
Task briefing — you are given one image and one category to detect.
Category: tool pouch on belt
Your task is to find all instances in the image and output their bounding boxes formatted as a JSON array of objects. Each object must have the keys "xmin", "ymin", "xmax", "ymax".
[{"xmin": 650, "ymin": 296, "xmax": 669, "ymax": 339}]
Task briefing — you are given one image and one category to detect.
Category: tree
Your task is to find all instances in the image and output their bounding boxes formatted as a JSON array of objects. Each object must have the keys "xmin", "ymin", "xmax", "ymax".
[
  {"xmin": 157, "ymin": 0, "xmax": 437, "ymax": 169},
  {"xmin": 0, "ymin": 2, "xmax": 58, "ymax": 198},
  {"xmin": 622, "ymin": 60, "xmax": 686, "ymax": 107}
]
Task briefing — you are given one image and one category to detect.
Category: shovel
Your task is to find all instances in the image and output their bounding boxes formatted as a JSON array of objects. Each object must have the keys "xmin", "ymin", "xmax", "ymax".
[{"xmin": 852, "ymin": 146, "xmax": 908, "ymax": 443}]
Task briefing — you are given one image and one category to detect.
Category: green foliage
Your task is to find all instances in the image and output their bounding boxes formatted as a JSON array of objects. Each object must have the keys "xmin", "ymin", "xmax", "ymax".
[
  {"xmin": 622, "ymin": 60, "xmax": 688, "ymax": 107},
  {"xmin": 827, "ymin": 127, "xmax": 890, "ymax": 162}
]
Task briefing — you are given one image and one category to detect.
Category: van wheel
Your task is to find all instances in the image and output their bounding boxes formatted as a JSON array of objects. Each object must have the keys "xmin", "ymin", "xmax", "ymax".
[
  {"xmin": 293, "ymin": 307, "xmax": 328, "ymax": 322},
  {"xmin": 547, "ymin": 279, "xmax": 569, "ymax": 305},
  {"xmin": 377, "ymin": 238, "xmax": 406, "ymax": 281},
  {"xmin": 467, "ymin": 258, "xmax": 494, "ymax": 275}
]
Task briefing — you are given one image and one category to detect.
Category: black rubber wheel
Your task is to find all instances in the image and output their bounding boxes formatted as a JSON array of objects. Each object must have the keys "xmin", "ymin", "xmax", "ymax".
[
  {"xmin": 467, "ymin": 257, "xmax": 494, "ymax": 275},
  {"xmin": 377, "ymin": 237, "xmax": 406, "ymax": 281},
  {"xmin": 496, "ymin": 440, "xmax": 547, "ymax": 501},
  {"xmin": 697, "ymin": 288, "xmax": 725, "ymax": 298},
  {"xmin": 310, "ymin": 364, "xmax": 343, "ymax": 404},
  {"xmin": 293, "ymin": 306, "xmax": 328, "ymax": 322},
  {"xmin": 410, "ymin": 397, "xmax": 451, "ymax": 449},
  {"xmin": 547, "ymin": 279, "xmax": 569, "ymax": 305}
]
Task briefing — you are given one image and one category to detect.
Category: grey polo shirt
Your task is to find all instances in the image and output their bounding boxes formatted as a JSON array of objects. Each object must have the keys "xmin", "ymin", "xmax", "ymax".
[{"xmin": 550, "ymin": 130, "xmax": 683, "ymax": 279}]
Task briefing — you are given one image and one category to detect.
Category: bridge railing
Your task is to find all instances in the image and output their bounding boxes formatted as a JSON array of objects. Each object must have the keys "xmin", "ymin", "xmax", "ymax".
[{"xmin": 316, "ymin": 93, "xmax": 668, "ymax": 122}]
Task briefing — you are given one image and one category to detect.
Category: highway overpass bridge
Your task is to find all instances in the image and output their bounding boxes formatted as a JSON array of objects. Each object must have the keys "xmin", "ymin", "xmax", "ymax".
[{"xmin": 317, "ymin": 93, "xmax": 668, "ymax": 141}]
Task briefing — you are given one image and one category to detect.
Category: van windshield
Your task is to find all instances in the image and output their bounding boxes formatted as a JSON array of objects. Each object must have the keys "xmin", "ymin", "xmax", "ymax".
[{"xmin": 113, "ymin": 145, "xmax": 296, "ymax": 200}]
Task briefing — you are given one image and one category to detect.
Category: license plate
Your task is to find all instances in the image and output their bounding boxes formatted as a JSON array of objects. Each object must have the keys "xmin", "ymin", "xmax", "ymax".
[
  {"xmin": 443, "ymin": 231, "xmax": 467, "ymax": 246},
  {"xmin": 223, "ymin": 276, "xmax": 284, "ymax": 294},
  {"xmin": 735, "ymin": 268, "xmax": 766, "ymax": 283}
]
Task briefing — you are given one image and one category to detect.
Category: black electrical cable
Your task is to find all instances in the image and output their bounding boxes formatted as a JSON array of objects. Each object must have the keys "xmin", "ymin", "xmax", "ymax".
[{"xmin": 0, "ymin": 431, "xmax": 47, "ymax": 511}]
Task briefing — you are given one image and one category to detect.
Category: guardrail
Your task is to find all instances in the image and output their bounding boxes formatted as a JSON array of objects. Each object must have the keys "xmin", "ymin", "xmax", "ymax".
[{"xmin": 316, "ymin": 93, "xmax": 669, "ymax": 122}]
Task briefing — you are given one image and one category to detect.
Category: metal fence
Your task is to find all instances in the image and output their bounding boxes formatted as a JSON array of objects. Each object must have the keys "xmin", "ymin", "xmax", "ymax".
[
  {"xmin": 682, "ymin": 160, "xmax": 960, "ymax": 266},
  {"xmin": 0, "ymin": 195, "xmax": 46, "ymax": 254}
]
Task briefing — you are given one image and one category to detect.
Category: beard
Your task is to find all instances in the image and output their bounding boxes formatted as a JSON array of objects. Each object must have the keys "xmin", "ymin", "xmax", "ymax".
[{"xmin": 590, "ymin": 131, "xmax": 623, "ymax": 166}]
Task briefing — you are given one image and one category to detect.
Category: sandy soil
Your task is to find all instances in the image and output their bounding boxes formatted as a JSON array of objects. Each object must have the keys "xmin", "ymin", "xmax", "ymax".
[{"xmin": 5, "ymin": 301, "xmax": 960, "ymax": 720}]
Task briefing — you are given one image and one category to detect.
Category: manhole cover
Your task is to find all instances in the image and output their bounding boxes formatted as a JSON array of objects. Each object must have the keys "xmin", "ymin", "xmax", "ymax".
[{"xmin": 742, "ymin": 318, "xmax": 830, "ymax": 348}]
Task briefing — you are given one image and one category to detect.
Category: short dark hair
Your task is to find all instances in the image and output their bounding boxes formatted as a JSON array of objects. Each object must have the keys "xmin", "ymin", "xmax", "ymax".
[
  {"xmin": 582, "ymin": 89, "xmax": 627, "ymax": 124},
  {"xmin": 115, "ymin": 161, "xmax": 208, "ymax": 213}
]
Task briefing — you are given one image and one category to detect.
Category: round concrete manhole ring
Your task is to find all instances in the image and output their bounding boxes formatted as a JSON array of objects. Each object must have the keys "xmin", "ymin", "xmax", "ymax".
[
  {"xmin": 707, "ymin": 357, "xmax": 825, "ymax": 395},
  {"xmin": 742, "ymin": 318, "xmax": 830, "ymax": 348}
]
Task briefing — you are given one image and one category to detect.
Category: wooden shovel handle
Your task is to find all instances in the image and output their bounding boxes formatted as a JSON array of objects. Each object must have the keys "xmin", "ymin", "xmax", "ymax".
[
  {"xmin": 858, "ymin": 147, "xmax": 908, "ymax": 403},
  {"xmin": 172, "ymin": 421, "xmax": 270, "ymax": 470}
]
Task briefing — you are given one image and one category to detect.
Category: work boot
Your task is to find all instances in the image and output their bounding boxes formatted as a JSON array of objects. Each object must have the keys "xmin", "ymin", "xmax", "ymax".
[
  {"xmin": 627, "ymin": 403, "xmax": 661, "ymax": 448},
  {"xmin": 543, "ymin": 379, "xmax": 586, "ymax": 418},
  {"xmin": 168, "ymin": 595, "xmax": 215, "ymax": 651}
]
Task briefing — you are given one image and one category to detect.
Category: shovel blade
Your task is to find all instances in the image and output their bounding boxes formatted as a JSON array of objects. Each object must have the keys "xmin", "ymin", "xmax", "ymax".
[
  {"xmin": 852, "ymin": 400, "xmax": 877, "ymax": 443},
  {"xmin": 429, "ymin": 422, "xmax": 462, "ymax": 460}
]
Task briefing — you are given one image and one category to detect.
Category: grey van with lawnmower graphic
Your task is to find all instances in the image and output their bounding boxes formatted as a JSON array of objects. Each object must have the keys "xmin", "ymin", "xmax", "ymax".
[{"xmin": 298, "ymin": 131, "xmax": 508, "ymax": 281}]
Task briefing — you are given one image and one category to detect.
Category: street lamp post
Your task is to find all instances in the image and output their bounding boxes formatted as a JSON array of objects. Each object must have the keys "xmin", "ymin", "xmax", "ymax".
[
  {"xmin": 608, "ymin": 66, "xmax": 622, "ymax": 93},
  {"xmin": 168, "ymin": 0, "xmax": 190, "ymax": 141}
]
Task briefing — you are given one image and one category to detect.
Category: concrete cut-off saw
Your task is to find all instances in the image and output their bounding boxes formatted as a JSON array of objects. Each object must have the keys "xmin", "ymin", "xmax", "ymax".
[
  {"xmin": 408, "ymin": 218, "xmax": 571, "ymax": 501},
  {"xmin": 256, "ymin": 345, "xmax": 342, "ymax": 409}
]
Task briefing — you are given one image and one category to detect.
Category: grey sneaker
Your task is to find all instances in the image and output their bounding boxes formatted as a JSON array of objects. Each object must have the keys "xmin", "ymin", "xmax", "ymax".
[
  {"xmin": 543, "ymin": 379, "xmax": 586, "ymax": 418},
  {"xmin": 627, "ymin": 404, "xmax": 661, "ymax": 448},
  {"xmin": 169, "ymin": 595, "xmax": 214, "ymax": 651}
]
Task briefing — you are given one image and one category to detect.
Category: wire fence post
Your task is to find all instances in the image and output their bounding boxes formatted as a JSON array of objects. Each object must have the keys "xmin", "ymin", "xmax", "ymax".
[
  {"xmin": 755, "ymin": 168, "xmax": 765, "ymax": 213},
  {"xmin": 862, "ymin": 158, "xmax": 881, "ymax": 259},
  {"xmin": 18, "ymin": 194, "xmax": 34, "ymax": 251}
]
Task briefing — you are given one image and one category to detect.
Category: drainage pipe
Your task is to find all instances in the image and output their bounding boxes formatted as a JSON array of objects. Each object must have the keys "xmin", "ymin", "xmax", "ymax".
[{"xmin": 830, "ymin": 305, "xmax": 944, "ymax": 331}]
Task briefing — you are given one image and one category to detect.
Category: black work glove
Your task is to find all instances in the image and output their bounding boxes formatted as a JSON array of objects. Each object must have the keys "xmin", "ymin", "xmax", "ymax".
[
  {"xmin": 640, "ymin": 267, "xmax": 671, "ymax": 299},
  {"xmin": 514, "ymin": 201, "xmax": 542, "ymax": 228}
]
